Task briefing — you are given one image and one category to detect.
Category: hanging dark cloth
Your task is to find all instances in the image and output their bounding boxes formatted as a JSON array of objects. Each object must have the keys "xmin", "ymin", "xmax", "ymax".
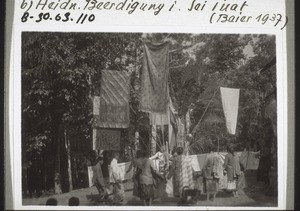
[{"xmin": 140, "ymin": 42, "xmax": 169, "ymax": 113}]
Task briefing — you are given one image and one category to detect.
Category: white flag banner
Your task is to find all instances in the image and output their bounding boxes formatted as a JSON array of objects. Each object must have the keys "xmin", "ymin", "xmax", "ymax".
[{"xmin": 220, "ymin": 87, "xmax": 240, "ymax": 135}]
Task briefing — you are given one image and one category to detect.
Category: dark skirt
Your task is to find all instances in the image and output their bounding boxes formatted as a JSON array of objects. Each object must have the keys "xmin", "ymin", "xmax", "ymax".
[
  {"xmin": 132, "ymin": 177, "xmax": 140, "ymax": 197},
  {"xmin": 139, "ymin": 184, "xmax": 155, "ymax": 200}
]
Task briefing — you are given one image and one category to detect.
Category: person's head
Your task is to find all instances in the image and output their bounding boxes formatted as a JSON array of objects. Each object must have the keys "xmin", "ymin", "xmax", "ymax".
[
  {"xmin": 136, "ymin": 150, "xmax": 141, "ymax": 159},
  {"xmin": 46, "ymin": 198, "xmax": 57, "ymax": 206},
  {"xmin": 140, "ymin": 149, "xmax": 147, "ymax": 158},
  {"xmin": 245, "ymin": 142, "xmax": 251, "ymax": 151},
  {"xmin": 207, "ymin": 144, "xmax": 215, "ymax": 153},
  {"xmin": 176, "ymin": 147, "xmax": 184, "ymax": 156},
  {"xmin": 68, "ymin": 197, "xmax": 80, "ymax": 206},
  {"xmin": 226, "ymin": 145, "xmax": 234, "ymax": 155},
  {"xmin": 90, "ymin": 150, "xmax": 98, "ymax": 164},
  {"xmin": 113, "ymin": 151, "xmax": 120, "ymax": 160},
  {"xmin": 98, "ymin": 156, "xmax": 104, "ymax": 164}
]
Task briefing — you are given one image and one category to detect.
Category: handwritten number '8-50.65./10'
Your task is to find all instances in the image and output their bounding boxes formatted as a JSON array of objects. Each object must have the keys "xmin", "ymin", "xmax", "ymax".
[{"xmin": 21, "ymin": 12, "xmax": 96, "ymax": 24}]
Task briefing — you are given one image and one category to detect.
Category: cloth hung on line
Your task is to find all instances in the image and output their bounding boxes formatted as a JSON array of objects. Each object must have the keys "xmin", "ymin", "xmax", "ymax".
[
  {"xmin": 213, "ymin": 155, "xmax": 228, "ymax": 189},
  {"xmin": 108, "ymin": 162, "xmax": 133, "ymax": 182},
  {"xmin": 239, "ymin": 150, "xmax": 260, "ymax": 170},
  {"xmin": 220, "ymin": 87, "xmax": 240, "ymax": 134},
  {"xmin": 93, "ymin": 70, "xmax": 131, "ymax": 128},
  {"xmin": 140, "ymin": 42, "xmax": 169, "ymax": 113},
  {"xmin": 181, "ymin": 155, "xmax": 195, "ymax": 190},
  {"xmin": 187, "ymin": 151, "xmax": 258, "ymax": 189},
  {"xmin": 169, "ymin": 155, "xmax": 194, "ymax": 197}
]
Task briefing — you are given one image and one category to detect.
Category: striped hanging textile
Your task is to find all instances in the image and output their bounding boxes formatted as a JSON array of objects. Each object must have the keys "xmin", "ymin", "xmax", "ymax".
[{"xmin": 93, "ymin": 70, "xmax": 131, "ymax": 128}]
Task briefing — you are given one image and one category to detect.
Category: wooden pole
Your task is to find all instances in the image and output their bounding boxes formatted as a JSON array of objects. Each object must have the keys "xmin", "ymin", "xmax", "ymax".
[
  {"xmin": 134, "ymin": 40, "xmax": 140, "ymax": 153},
  {"xmin": 150, "ymin": 125, "xmax": 157, "ymax": 156}
]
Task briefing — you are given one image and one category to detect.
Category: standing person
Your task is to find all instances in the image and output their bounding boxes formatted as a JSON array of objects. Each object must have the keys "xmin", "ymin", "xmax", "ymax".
[
  {"xmin": 237, "ymin": 145, "xmax": 250, "ymax": 192},
  {"xmin": 91, "ymin": 151, "xmax": 107, "ymax": 202},
  {"xmin": 256, "ymin": 142, "xmax": 271, "ymax": 187},
  {"xmin": 167, "ymin": 147, "xmax": 184, "ymax": 198},
  {"xmin": 167, "ymin": 146, "xmax": 194, "ymax": 205},
  {"xmin": 126, "ymin": 150, "xmax": 142, "ymax": 198},
  {"xmin": 203, "ymin": 145, "xmax": 218, "ymax": 201},
  {"xmin": 233, "ymin": 149, "xmax": 242, "ymax": 196},
  {"xmin": 109, "ymin": 151, "xmax": 124, "ymax": 205},
  {"xmin": 135, "ymin": 150, "xmax": 161, "ymax": 206},
  {"xmin": 223, "ymin": 145, "xmax": 239, "ymax": 198}
]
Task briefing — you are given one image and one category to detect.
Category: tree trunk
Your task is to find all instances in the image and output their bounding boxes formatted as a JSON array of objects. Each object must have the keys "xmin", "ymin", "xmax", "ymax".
[
  {"xmin": 64, "ymin": 129, "xmax": 73, "ymax": 192},
  {"xmin": 22, "ymin": 145, "xmax": 28, "ymax": 197},
  {"xmin": 54, "ymin": 122, "xmax": 62, "ymax": 194}
]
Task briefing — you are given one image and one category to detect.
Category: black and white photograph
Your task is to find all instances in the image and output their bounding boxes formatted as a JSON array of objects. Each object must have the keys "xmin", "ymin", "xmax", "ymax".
[{"xmin": 21, "ymin": 32, "xmax": 278, "ymax": 207}]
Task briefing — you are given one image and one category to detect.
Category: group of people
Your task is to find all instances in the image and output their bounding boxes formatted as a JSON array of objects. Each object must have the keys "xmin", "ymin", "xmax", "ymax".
[
  {"xmin": 44, "ymin": 142, "xmax": 273, "ymax": 206},
  {"xmin": 90, "ymin": 151, "xmax": 125, "ymax": 205},
  {"xmin": 167, "ymin": 145, "xmax": 248, "ymax": 202},
  {"xmin": 90, "ymin": 148, "xmax": 166, "ymax": 206},
  {"xmin": 90, "ymin": 145, "xmax": 248, "ymax": 205}
]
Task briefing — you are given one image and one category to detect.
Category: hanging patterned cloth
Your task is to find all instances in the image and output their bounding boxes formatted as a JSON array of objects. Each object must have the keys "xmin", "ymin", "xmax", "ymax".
[{"xmin": 140, "ymin": 42, "xmax": 169, "ymax": 113}]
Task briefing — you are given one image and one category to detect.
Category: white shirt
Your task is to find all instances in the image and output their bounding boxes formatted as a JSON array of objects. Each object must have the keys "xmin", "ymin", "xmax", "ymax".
[{"xmin": 109, "ymin": 158, "xmax": 120, "ymax": 183}]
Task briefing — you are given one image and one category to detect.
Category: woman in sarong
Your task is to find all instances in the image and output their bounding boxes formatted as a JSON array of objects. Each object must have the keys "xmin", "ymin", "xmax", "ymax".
[
  {"xmin": 167, "ymin": 147, "xmax": 184, "ymax": 198},
  {"xmin": 203, "ymin": 145, "xmax": 218, "ymax": 201},
  {"xmin": 223, "ymin": 145, "xmax": 239, "ymax": 198},
  {"xmin": 135, "ymin": 150, "xmax": 160, "ymax": 206}
]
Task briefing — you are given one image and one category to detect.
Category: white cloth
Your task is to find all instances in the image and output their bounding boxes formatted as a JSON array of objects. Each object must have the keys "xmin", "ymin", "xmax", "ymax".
[
  {"xmin": 189, "ymin": 155, "xmax": 201, "ymax": 172},
  {"xmin": 220, "ymin": 87, "xmax": 240, "ymax": 134},
  {"xmin": 109, "ymin": 162, "xmax": 134, "ymax": 181},
  {"xmin": 150, "ymin": 151, "xmax": 164, "ymax": 161}
]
